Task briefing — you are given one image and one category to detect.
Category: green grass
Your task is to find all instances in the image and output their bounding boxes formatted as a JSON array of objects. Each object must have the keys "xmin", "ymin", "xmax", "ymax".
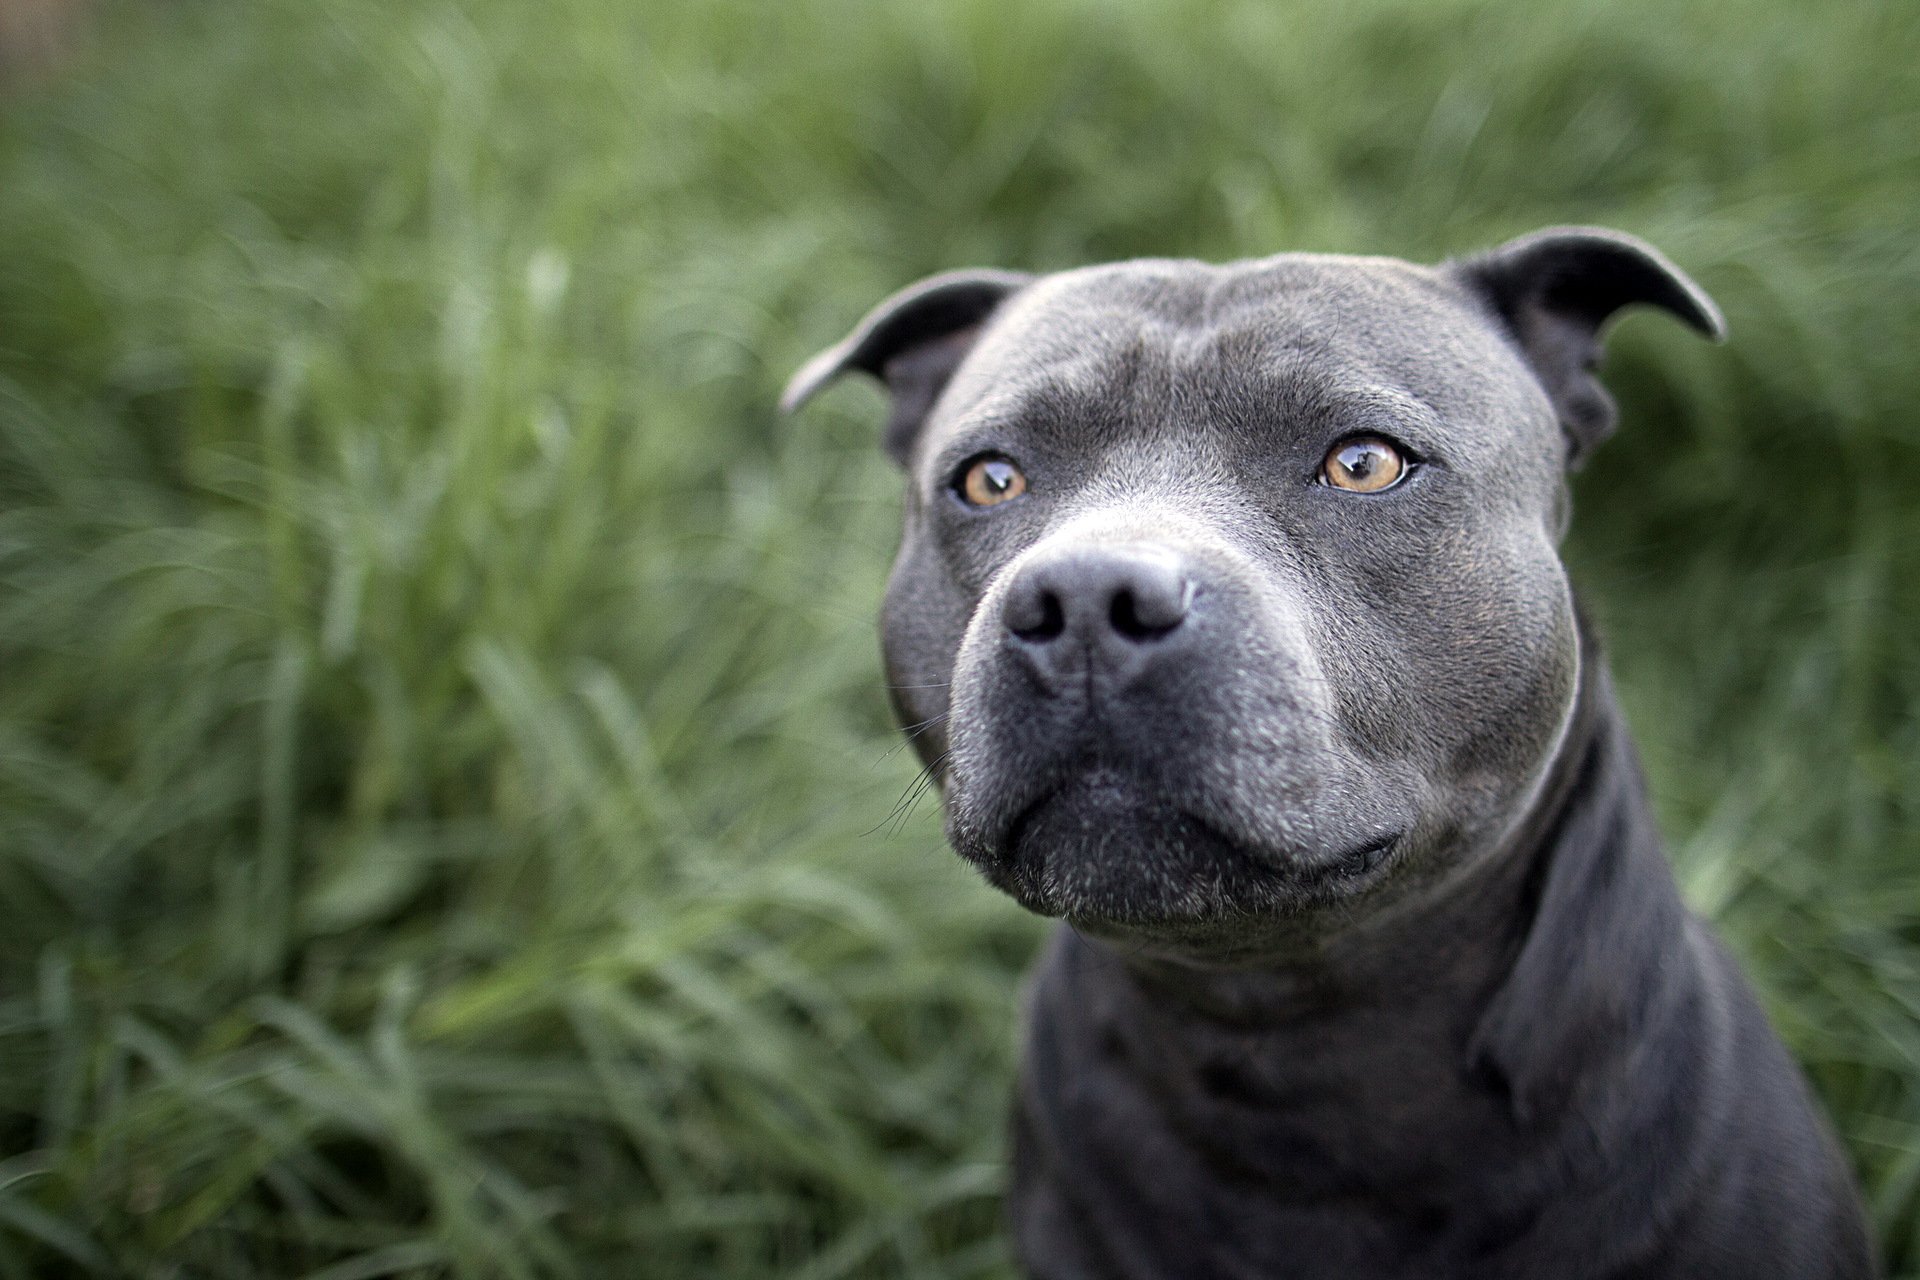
[{"xmin": 0, "ymin": 0, "xmax": 1915, "ymax": 1274}]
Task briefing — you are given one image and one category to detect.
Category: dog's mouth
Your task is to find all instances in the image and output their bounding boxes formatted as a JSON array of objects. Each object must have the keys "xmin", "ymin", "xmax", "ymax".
[{"xmin": 955, "ymin": 764, "xmax": 1405, "ymax": 926}]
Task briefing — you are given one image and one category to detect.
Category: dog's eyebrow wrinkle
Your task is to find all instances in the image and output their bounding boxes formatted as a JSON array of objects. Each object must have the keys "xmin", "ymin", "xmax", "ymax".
[
  {"xmin": 941, "ymin": 387, "xmax": 1037, "ymax": 430},
  {"xmin": 1119, "ymin": 332, "xmax": 1154, "ymax": 393},
  {"xmin": 1325, "ymin": 385, "xmax": 1445, "ymax": 430}
]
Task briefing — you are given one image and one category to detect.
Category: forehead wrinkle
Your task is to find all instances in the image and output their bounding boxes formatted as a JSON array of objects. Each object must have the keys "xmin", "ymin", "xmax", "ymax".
[
  {"xmin": 937, "ymin": 255, "xmax": 1531, "ymax": 462},
  {"xmin": 947, "ymin": 331, "xmax": 1384, "ymax": 462},
  {"xmin": 1191, "ymin": 349, "xmax": 1342, "ymax": 441},
  {"xmin": 980, "ymin": 316, "xmax": 1202, "ymax": 420},
  {"xmin": 1074, "ymin": 426, "xmax": 1245, "ymax": 511}
]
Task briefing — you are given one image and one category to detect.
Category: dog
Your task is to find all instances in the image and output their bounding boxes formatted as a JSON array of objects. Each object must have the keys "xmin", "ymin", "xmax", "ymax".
[{"xmin": 784, "ymin": 228, "xmax": 1875, "ymax": 1278}]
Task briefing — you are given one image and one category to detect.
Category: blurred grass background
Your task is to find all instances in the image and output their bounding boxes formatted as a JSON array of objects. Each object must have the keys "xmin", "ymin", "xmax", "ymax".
[{"xmin": 0, "ymin": 0, "xmax": 1915, "ymax": 1275}]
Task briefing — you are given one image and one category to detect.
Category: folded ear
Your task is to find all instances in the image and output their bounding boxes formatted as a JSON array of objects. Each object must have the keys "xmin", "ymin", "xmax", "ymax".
[
  {"xmin": 1452, "ymin": 227, "xmax": 1724, "ymax": 468},
  {"xmin": 781, "ymin": 268, "xmax": 1033, "ymax": 465}
]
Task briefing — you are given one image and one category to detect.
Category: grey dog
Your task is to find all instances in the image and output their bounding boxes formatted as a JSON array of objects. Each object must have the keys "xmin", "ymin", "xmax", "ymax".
[{"xmin": 784, "ymin": 228, "xmax": 1875, "ymax": 1278}]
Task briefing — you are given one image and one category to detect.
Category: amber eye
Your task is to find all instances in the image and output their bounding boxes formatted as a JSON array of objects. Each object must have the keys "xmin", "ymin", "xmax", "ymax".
[
  {"xmin": 957, "ymin": 455, "xmax": 1028, "ymax": 507},
  {"xmin": 1321, "ymin": 436, "xmax": 1408, "ymax": 493}
]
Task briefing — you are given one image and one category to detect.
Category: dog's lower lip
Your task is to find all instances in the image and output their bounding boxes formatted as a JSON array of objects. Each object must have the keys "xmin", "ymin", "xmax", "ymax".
[
  {"xmin": 995, "ymin": 780, "xmax": 1401, "ymax": 879},
  {"xmin": 1340, "ymin": 834, "xmax": 1398, "ymax": 876},
  {"xmin": 996, "ymin": 785, "xmax": 1063, "ymax": 867},
  {"xmin": 989, "ymin": 778, "xmax": 1170, "ymax": 870}
]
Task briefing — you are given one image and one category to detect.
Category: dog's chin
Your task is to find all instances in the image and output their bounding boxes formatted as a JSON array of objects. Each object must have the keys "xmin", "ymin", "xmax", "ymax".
[{"xmin": 950, "ymin": 768, "xmax": 1398, "ymax": 930}]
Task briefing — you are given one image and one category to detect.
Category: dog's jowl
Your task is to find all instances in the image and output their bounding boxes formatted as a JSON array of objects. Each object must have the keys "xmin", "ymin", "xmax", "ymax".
[{"xmin": 786, "ymin": 229, "xmax": 1875, "ymax": 1279}]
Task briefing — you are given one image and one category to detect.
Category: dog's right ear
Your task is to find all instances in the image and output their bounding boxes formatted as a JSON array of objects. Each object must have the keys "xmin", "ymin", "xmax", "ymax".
[{"xmin": 781, "ymin": 269, "xmax": 1033, "ymax": 465}]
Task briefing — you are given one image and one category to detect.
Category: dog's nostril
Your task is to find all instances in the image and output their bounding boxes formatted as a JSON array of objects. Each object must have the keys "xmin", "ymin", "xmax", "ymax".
[
  {"xmin": 1110, "ymin": 589, "xmax": 1153, "ymax": 639},
  {"xmin": 1010, "ymin": 590, "xmax": 1067, "ymax": 642},
  {"xmin": 1109, "ymin": 583, "xmax": 1187, "ymax": 640}
]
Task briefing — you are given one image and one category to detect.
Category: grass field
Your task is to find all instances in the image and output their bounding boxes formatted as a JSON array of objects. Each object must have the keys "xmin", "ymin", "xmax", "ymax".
[{"xmin": 1, "ymin": 0, "xmax": 1916, "ymax": 1275}]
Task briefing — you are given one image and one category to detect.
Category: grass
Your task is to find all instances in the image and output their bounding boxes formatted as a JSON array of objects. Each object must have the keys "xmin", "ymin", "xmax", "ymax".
[{"xmin": 0, "ymin": 0, "xmax": 1915, "ymax": 1274}]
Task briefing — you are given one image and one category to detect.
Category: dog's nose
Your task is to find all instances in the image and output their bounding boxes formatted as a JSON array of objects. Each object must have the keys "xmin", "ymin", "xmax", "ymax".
[{"xmin": 1001, "ymin": 544, "xmax": 1193, "ymax": 685}]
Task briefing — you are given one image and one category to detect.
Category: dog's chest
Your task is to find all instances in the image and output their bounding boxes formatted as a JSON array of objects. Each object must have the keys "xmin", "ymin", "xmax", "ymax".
[{"xmin": 1010, "ymin": 931, "xmax": 1553, "ymax": 1280}]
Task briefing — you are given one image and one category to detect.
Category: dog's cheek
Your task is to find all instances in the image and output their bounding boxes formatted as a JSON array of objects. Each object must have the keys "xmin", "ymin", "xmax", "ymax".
[
  {"xmin": 1426, "ymin": 538, "xmax": 1580, "ymax": 814},
  {"xmin": 879, "ymin": 532, "xmax": 974, "ymax": 770},
  {"xmin": 1341, "ymin": 527, "xmax": 1578, "ymax": 808}
]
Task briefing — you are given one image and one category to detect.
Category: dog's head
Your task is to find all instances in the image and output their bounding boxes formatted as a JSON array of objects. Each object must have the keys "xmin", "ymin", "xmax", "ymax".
[{"xmin": 786, "ymin": 229, "xmax": 1720, "ymax": 948}]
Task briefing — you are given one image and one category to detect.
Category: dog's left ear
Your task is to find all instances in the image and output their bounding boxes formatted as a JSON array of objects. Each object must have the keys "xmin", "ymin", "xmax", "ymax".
[
  {"xmin": 781, "ymin": 268, "xmax": 1033, "ymax": 465},
  {"xmin": 1453, "ymin": 227, "xmax": 1725, "ymax": 468}
]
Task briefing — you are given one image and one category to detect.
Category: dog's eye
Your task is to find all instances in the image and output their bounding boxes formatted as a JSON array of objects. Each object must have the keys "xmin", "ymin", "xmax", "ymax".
[
  {"xmin": 956, "ymin": 455, "xmax": 1029, "ymax": 507},
  {"xmin": 1321, "ymin": 436, "xmax": 1407, "ymax": 493}
]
